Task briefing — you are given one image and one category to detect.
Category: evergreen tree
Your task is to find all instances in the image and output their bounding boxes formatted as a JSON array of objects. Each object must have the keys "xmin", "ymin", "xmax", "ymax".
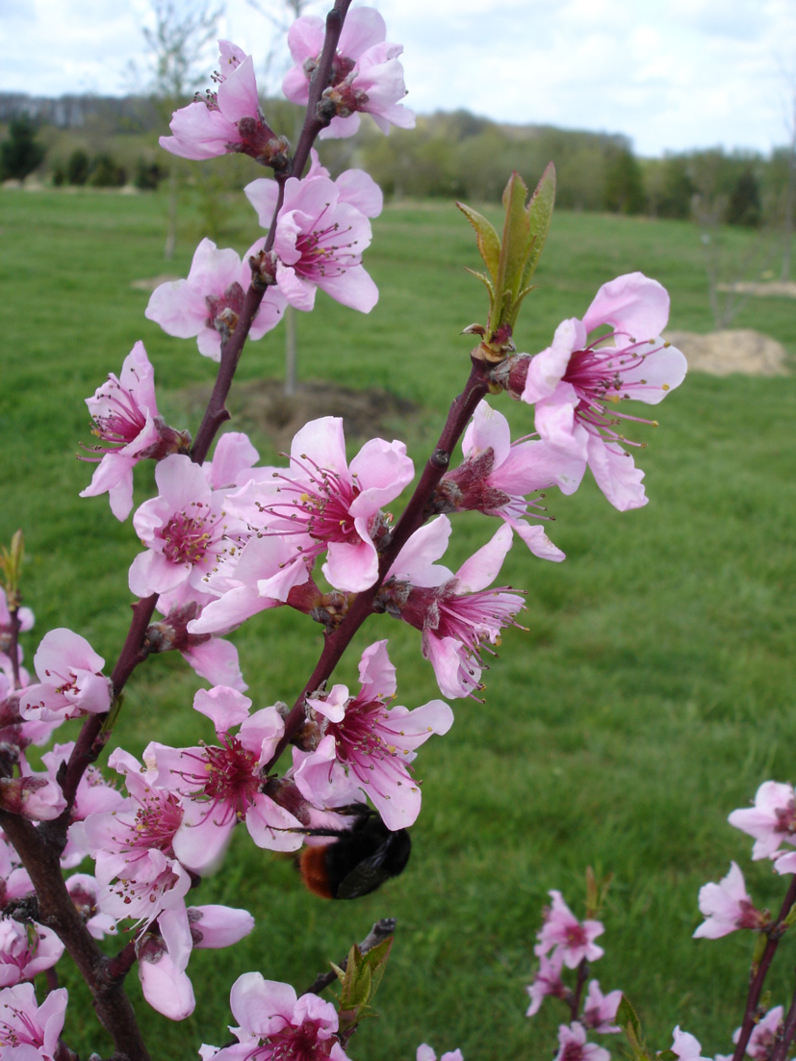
[
  {"xmin": 603, "ymin": 148, "xmax": 646, "ymax": 214},
  {"xmin": 0, "ymin": 115, "xmax": 45, "ymax": 180},
  {"xmin": 727, "ymin": 166, "xmax": 762, "ymax": 227},
  {"xmin": 66, "ymin": 148, "xmax": 90, "ymax": 186}
]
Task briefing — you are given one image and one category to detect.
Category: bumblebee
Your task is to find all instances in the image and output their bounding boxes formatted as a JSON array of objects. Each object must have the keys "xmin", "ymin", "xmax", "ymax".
[{"xmin": 298, "ymin": 806, "xmax": 411, "ymax": 900}]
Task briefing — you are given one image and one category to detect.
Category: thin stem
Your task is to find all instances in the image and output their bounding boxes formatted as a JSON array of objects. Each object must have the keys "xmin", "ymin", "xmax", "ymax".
[
  {"xmin": 6, "ymin": 604, "xmax": 21, "ymax": 690},
  {"xmin": 732, "ymin": 875, "xmax": 796, "ymax": 1061},
  {"xmin": 570, "ymin": 959, "xmax": 589, "ymax": 1021},
  {"xmin": 265, "ymin": 357, "xmax": 490, "ymax": 769},
  {"xmin": 770, "ymin": 971, "xmax": 796, "ymax": 1061},
  {"xmin": 291, "ymin": 0, "xmax": 353, "ymax": 180}
]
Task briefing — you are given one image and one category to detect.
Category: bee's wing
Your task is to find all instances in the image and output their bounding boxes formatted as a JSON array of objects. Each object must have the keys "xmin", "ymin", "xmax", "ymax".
[{"xmin": 335, "ymin": 837, "xmax": 393, "ymax": 899}]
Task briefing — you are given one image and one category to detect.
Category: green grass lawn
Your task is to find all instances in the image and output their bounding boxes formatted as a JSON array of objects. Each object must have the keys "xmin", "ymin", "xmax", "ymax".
[{"xmin": 1, "ymin": 184, "xmax": 795, "ymax": 1060}]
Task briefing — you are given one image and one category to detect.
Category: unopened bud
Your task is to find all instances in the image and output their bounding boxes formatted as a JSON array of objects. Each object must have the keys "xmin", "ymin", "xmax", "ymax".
[{"xmin": 489, "ymin": 353, "xmax": 532, "ymax": 399}]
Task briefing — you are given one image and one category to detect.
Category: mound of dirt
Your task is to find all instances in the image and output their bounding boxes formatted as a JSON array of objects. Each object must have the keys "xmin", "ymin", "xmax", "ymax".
[
  {"xmin": 715, "ymin": 280, "xmax": 796, "ymax": 299},
  {"xmin": 180, "ymin": 378, "xmax": 420, "ymax": 449},
  {"xmin": 130, "ymin": 275, "xmax": 181, "ymax": 292},
  {"xmin": 664, "ymin": 329, "xmax": 789, "ymax": 377}
]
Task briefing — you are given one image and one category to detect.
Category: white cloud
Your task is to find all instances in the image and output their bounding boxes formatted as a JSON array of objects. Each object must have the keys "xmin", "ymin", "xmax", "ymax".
[{"xmin": 0, "ymin": 1, "xmax": 794, "ymax": 155}]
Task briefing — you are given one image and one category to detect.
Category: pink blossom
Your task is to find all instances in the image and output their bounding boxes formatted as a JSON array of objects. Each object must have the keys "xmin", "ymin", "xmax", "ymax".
[
  {"xmin": 728, "ymin": 781, "xmax": 796, "ymax": 860},
  {"xmin": 18, "ymin": 628, "xmax": 112, "ymax": 724},
  {"xmin": 145, "ymin": 238, "xmax": 286, "ymax": 361},
  {"xmin": 185, "ymin": 534, "xmax": 312, "ymax": 638},
  {"xmin": 693, "ymin": 862, "xmax": 766, "ymax": 939},
  {"xmin": 417, "ymin": 1046, "xmax": 464, "ymax": 1061},
  {"xmin": 208, "ymin": 972, "xmax": 351, "ymax": 1061},
  {"xmin": 137, "ymin": 906, "xmax": 196, "ymax": 1021},
  {"xmin": 381, "ymin": 518, "xmax": 525, "ymax": 699},
  {"xmin": 160, "ymin": 41, "xmax": 287, "ymax": 165},
  {"xmin": 582, "ymin": 981, "xmax": 622, "ymax": 1033},
  {"xmin": 227, "ymin": 416, "xmax": 413, "ymax": 594},
  {"xmin": 519, "ymin": 273, "xmax": 687, "ymax": 511},
  {"xmin": 188, "ymin": 904, "xmax": 255, "ymax": 950},
  {"xmin": 246, "ymin": 149, "xmax": 383, "ymax": 231},
  {"xmin": 0, "ymin": 836, "xmax": 33, "ymax": 911},
  {"xmin": 137, "ymin": 901, "xmax": 253, "ymax": 1021},
  {"xmin": 74, "ymin": 749, "xmax": 189, "ymax": 927},
  {"xmin": 294, "ymin": 641, "xmax": 453, "ymax": 830},
  {"xmin": 203, "ymin": 432, "xmax": 260, "ymax": 492},
  {"xmin": 283, "ymin": 8, "xmax": 414, "ymax": 139},
  {"xmin": 144, "ymin": 687, "xmax": 303, "ymax": 871},
  {"xmin": 0, "ymin": 675, "xmax": 60, "ymax": 757},
  {"xmin": 438, "ymin": 400, "xmax": 579, "ymax": 561},
  {"xmin": 129, "ymin": 454, "xmax": 249, "ymax": 609},
  {"xmin": 65, "ymin": 874, "xmax": 118, "ymax": 940},
  {"xmin": 0, "ymin": 774, "xmax": 66, "ymax": 822},
  {"xmin": 733, "ymin": 1008, "xmax": 783, "ymax": 1061},
  {"xmin": 245, "ymin": 170, "xmax": 381, "ymax": 313},
  {"xmin": 38, "ymin": 742, "xmax": 126, "ymax": 867},
  {"xmin": 553, "ymin": 1022, "xmax": 610, "ymax": 1061},
  {"xmin": 80, "ymin": 341, "xmax": 189, "ymax": 520},
  {"xmin": 535, "ymin": 891, "xmax": 605, "ymax": 969},
  {"xmin": 671, "ymin": 1027, "xmax": 712, "ymax": 1061},
  {"xmin": 526, "ymin": 950, "xmax": 567, "ymax": 1017},
  {"xmin": 0, "ymin": 920, "xmax": 64, "ymax": 988},
  {"xmin": 146, "ymin": 601, "xmax": 248, "ymax": 693},
  {"xmin": 0, "ymin": 983, "xmax": 68, "ymax": 1061}
]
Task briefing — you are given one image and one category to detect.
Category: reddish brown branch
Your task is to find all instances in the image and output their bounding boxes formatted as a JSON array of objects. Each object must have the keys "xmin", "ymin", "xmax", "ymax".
[
  {"xmin": 732, "ymin": 875, "xmax": 796, "ymax": 1061},
  {"xmin": 0, "ymin": 811, "xmax": 149, "ymax": 1061},
  {"xmin": 266, "ymin": 357, "xmax": 490, "ymax": 769}
]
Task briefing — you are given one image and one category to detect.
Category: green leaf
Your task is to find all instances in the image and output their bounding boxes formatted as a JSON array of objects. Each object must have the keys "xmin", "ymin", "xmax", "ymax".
[
  {"xmin": 521, "ymin": 162, "xmax": 556, "ymax": 289},
  {"xmin": 337, "ymin": 936, "xmax": 394, "ymax": 1021},
  {"xmin": 617, "ymin": 994, "xmax": 648, "ymax": 1058},
  {"xmin": 338, "ymin": 945, "xmax": 372, "ymax": 1010},
  {"xmin": 359, "ymin": 936, "xmax": 393, "ymax": 1001},
  {"xmin": 457, "ymin": 201, "xmax": 500, "ymax": 283},
  {"xmin": 496, "ymin": 171, "xmax": 531, "ymax": 314},
  {"xmin": 464, "ymin": 268, "xmax": 496, "ymax": 304}
]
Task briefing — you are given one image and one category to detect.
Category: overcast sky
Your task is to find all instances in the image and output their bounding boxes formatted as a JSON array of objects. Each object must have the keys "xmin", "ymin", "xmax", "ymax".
[{"xmin": 1, "ymin": 0, "xmax": 795, "ymax": 158}]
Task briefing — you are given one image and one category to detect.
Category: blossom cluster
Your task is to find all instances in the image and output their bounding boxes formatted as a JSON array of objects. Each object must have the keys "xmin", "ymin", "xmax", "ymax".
[
  {"xmin": 526, "ymin": 889, "xmax": 620, "ymax": 1061},
  {"xmin": 0, "ymin": 4, "xmax": 696, "ymax": 1057}
]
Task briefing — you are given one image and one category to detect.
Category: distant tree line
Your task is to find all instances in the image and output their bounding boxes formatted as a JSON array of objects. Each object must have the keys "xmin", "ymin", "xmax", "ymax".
[
  {"xmin": 354, "ymin": 110, "xmax": 786, "ymax": 229},
  {"xmin": 0, "ymin": 97, "xmax": 790, "ymax": 232}
]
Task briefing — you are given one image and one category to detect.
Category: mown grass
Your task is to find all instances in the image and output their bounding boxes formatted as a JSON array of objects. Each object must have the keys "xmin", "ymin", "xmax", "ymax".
[{"xmin": 1, "ymin": 184, "xmax": 795, "ymax": 1060}]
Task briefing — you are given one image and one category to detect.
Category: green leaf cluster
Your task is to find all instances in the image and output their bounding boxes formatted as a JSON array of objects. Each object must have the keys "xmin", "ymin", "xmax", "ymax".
[
  {"xmin": 333, "ymin": 936, "xmax": 394, "ymax": 1037},
  {"xmin": 457, "ymin": 164, "xmax": 556, "ymax": 360}
]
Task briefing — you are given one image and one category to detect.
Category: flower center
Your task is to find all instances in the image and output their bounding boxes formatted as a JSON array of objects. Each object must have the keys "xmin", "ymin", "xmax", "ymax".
[
  {"xmin": 91, "ymin": 376, "xmax": 148, "ymax": 445},
  {"xmin": 294, "ymin": 207, "xmax": 359, "ymax": 281},
  {"xmin": 161, "ymin": 507, "xmax": 213, "ymax": 565},
  {"xmin": 206, "ymin": 282, "xmax": 246, "ymax": 334},
  {"xmin": 266, "ymin": 458, "xmax": 360, "ymax": 548},
  {"xmin": 267, "ymin": 1018, "xmax": 332, "ymax": 1061},
  {"xmin": 124, "ymin": 790, "xmax": 183, "ymax": 854}
]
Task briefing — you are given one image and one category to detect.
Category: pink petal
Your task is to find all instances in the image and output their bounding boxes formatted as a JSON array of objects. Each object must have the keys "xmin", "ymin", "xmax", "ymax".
[
  {"xmin": 583, "ymin": 272, "xmax": 670, "ymax": 344},
  {"xmin": 339, "ymin": 7, "xmax": 387, "ymax": 56},
  {"xmin": 455, "ymin": 524, "xmax": 513, "ymax": 592},
  {"xmin": 586, "ymin": 436, "xmax": 647, "ymax": 511},
  {"xmin": 218, "ymin": 55, "xmax": 259, "ymax": 123}
]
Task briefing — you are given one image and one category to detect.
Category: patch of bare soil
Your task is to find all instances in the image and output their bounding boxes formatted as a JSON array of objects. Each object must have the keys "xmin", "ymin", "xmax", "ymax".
[
  {"xmin": 180, "ymin": 378, "xmax": 420, "ymax": 449},
  {"xmin": 665, "ymin": 329, "xmax": 789, "ymax": 377},
  {"xmin": 715, "ymin": 280, "xmax": 796, "ymax": 299}
]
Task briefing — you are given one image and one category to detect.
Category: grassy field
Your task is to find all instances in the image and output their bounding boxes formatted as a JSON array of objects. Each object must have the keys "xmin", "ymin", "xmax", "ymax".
[{"xmin": 1, "ymin": 183, "xmax": 795, "ymax": 1060}]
